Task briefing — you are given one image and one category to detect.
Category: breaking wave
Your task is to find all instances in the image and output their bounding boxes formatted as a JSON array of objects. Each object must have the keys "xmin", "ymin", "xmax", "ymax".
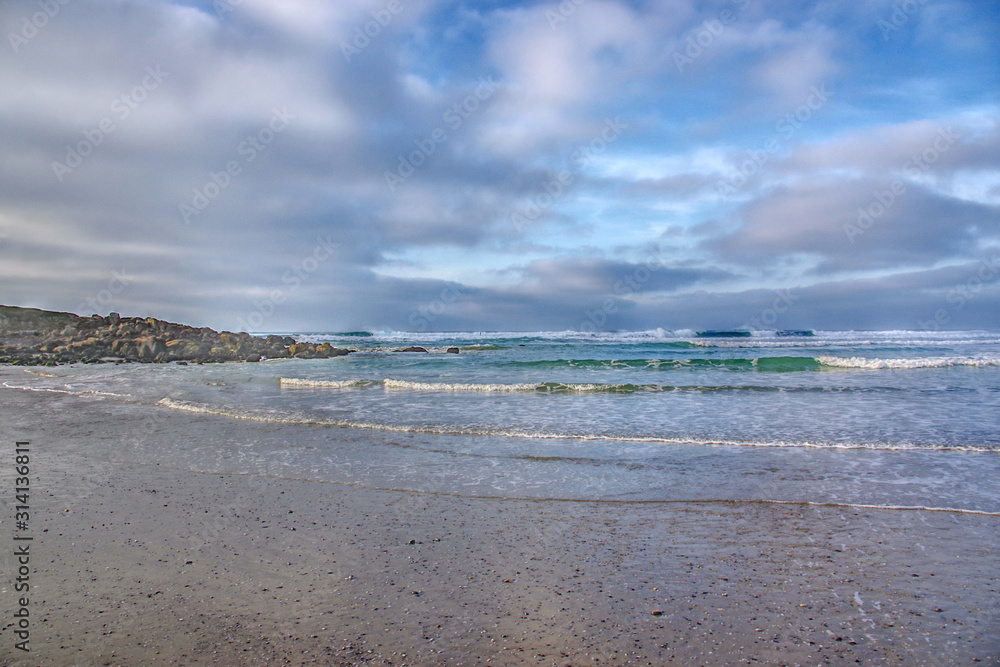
[{"xmin": 154, "ymin": 397, "xmax": 995, "ymax": 452}]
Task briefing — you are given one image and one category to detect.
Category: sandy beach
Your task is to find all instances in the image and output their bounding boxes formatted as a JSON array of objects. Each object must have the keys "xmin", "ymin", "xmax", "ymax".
[{"xmin": 1, "ymin": 386, "xmax": 998, "ymax": 665}]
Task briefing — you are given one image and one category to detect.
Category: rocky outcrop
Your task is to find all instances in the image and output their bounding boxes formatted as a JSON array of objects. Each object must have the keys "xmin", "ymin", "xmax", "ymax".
[
  {"xmin": 0, "ymin": 305, "xmax": 352, "ymax": 366},
  {"xmin": 397, "ymin": 346, "xmax": 429, "ymax": 353}
]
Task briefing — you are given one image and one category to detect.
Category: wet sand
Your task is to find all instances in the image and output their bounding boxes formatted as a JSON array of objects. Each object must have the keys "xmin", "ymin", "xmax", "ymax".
[{"xmin": 1, "ymin": 387, "xmax": 998, "ymax": 665}]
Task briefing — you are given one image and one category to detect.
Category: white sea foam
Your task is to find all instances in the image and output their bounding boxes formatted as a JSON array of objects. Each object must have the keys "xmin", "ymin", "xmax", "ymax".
[
  {"xmin": 152, "ymin": 397, "xmax": 996, "ymax": 452},
  {"xmin": 1, "ymin": 381, "xmax": 133, "ymax": 399},
  {"xmin": 158, "ymin": 397, "xmax": 325, "ymax": 424},
  {"xmin": 817, "ymin": 355, "xmax": 1000, "ymax": 369},
  {"xmin": 280, "ymin": 377, "xmax": 370, "ymax": 389},
  {"xmin": 384, "ymin": 378, "xmax": 538, "ymax": 392},
  {"xmin": 744, "ymin": 499, "xmax": 1000, "ymax": 517}
]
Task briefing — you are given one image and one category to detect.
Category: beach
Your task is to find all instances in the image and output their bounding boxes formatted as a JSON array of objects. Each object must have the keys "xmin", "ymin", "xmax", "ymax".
[{"xmin": 2, "ymin": 385, "xmax": 998, "ymax": 665}]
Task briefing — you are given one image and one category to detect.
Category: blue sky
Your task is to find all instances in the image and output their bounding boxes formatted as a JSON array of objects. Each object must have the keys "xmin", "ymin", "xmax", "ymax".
[{"xmin": 1, "ymin": 0, "xmax": 998, "ymax": 332}]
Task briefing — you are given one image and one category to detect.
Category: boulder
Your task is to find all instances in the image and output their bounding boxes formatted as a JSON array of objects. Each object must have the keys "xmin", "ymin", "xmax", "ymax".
[
  {"xmin": 110, "ymin": 339, "xmax": 132, "ymax": 356},
  {"xmin": 135, "ymin": 336, "xmax": 166, "ymax": 361},
  {"xmin": 446, "ymin": 347, "xmax": 460, "ymax": 354},
  {"xmin": 289, "ymin": 343, "xmax": 314, "ymax": 358},
  {"xmin": 165, "ymin": 339, "xmax": 202, "ymax": 359},
  {"xmin": 398, "ymin": 346, "xmax": 428, "ymax": 353},
  {"xmin": 267, "ymin": 345, "xmax": 291, "ymax": 359}
]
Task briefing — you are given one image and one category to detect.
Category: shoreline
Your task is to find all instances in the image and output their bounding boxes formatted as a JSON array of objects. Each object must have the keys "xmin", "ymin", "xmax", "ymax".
[{"xmin": 1, "ymin": 388, "xmax": 998, "ymax": 665}]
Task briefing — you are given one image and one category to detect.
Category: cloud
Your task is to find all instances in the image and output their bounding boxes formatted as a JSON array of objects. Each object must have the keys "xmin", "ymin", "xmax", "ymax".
[
  {"xmin": 700, "ymin": 115, "xmax": 1000, "ymax": 274},
  {"xmin": 479, "ymin": 0, "xmax": 667, "ymax": 156},
  {"xmin": 749, "ymin": 23, "xmax": 839, "ymax": 106},
  {"xmin": 1, "ymin": 0, "xmax": 998, "ymax": 332}
]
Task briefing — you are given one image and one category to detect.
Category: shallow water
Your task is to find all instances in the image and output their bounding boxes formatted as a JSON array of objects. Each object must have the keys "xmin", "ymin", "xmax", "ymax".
[{"xmin": 4, "ymin": 329, "xmax": 999, "ymax": 511}]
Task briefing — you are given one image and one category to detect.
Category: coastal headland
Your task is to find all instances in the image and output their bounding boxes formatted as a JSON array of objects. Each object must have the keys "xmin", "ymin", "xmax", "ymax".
[{"xmin": 0, "ymin": 305, "xmax": 351, "ymax": 365}]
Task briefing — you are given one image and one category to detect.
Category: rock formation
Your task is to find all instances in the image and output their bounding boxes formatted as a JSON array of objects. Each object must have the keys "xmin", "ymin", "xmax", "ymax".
[{"xmin": 0, "ymin": 305, "xmax": 352, "ymax": 366}]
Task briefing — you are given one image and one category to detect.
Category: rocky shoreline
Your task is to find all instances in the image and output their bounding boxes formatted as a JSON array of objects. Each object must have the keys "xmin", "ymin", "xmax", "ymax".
[{"xmin": 0, "ymin": 305, "xmax": 351, "ymax": 365}]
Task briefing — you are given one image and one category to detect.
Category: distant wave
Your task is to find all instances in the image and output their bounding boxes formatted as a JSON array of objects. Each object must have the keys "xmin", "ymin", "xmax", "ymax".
[
  {"xmin": 281, "ymin": 376, "xmax": 900, "ymax": 394},
  {"xmin": 503, "ymin": 355, "xmax": 1000, "ymax": 371},
  {"xmin": 505, "ymin": 356, "xmax": 824, "ymax": 371},
  {"xmin": 380, "ymin": 378, "xmax": 900, "ymax": 394}
]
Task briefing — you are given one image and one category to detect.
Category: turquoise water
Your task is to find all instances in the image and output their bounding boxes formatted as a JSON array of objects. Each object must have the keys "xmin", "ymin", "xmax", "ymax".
[{"xmin": 4, "ymin": 329, "xmax": 999, "ymax": 511}]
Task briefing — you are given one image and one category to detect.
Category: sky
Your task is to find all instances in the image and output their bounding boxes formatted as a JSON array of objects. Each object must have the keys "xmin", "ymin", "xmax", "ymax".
[{"xmin": 1, "ymin": 0, "xmax": 999, "ymax": 333}]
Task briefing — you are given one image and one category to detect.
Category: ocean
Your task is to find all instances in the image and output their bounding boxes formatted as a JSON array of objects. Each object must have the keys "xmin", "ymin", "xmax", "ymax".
[{"xmin": 5, "ymin": 329, "xmax": 1000, "ymax": 514}]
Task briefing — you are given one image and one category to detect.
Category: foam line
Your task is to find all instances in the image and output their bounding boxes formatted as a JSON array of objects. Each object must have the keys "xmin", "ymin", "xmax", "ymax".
[{"xmin": 154, "ymin": 397, "xmax": 997, "ymax": 452}]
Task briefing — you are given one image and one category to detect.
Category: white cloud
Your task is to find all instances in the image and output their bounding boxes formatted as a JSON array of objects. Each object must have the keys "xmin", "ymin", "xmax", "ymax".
[{"xmin": 479, "ymin": 0, "xmax": 657, "ymax": 156}]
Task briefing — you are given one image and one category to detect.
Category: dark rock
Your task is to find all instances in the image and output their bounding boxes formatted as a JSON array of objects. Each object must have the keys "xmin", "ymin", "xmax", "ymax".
[
  {"xmin": 446, "ymin": 347, "xmax": 460, "ymax": 354},
  {"xmin": 289, "ymin": 343, "xmax": 314, "ymax": 358},
  {"xmin": 0, "ymin": 304, "xmax": 352, "ymax": 366},
  {"xmin": 398, "ymin": 346, "xmax": 428, "ymax": 353},
  {"xmin": 135, "ymin": 336, "xmax": 166, "ymax": 361}
]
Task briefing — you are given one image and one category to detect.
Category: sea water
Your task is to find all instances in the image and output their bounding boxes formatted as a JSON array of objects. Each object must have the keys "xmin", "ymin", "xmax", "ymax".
[{"xmin": 5, "ymin": 330, "xmax": 999, "ymax": 513}]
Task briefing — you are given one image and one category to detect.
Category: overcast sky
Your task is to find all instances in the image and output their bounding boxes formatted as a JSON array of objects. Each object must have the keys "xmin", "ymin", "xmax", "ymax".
[{"xmin": 2, "ymin": 0, "xmax": 998, "ymax": 332}]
